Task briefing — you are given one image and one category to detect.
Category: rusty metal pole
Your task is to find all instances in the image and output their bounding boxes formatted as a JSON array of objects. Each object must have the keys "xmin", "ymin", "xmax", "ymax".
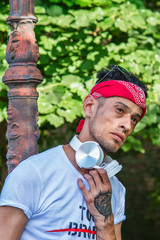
[{"xmin": 2, "ymin": 0, "xmax": 43, "ymax": 173}]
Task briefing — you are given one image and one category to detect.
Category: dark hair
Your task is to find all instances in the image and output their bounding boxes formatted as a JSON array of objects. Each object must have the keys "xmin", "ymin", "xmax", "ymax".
[{"xmin": 96, "ymin": 65, "xmax": 148, "ymax": 98}]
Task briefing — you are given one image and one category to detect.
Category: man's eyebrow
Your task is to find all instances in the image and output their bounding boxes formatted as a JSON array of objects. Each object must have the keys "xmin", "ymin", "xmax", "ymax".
[{"xmin": 115, "ymin": 102, "xmax": 142, "ymax": 120}]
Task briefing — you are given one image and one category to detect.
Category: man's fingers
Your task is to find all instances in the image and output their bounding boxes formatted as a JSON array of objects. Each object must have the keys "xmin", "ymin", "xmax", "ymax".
[
  {"xmin": 77, "ymin": 178, "xmax": 93, "ymax": 203},
  {"xmin": 77, "ymin": 179, "xmax": 88, "ymax": 195},
  {"xmin": 78, "ymin": 169, "xmax": 112, "ymax": 198},
  {"xmin": 89, "ymin": 169, "xmax": 112, "ymax": 192},
  {"xmin": 88, "ymin": 170, "xmax": 104, "ymax": 190},
  {"xmin": 84, "ymin": 172, "xmax": 105, "ymax": 196},
  {"xmin": 96, "ymin": 168, "xmax": 111, "ymax": 184},
  {"xmin": 83, "ymin": 173, "xmax": 97, "ymax": 192}
]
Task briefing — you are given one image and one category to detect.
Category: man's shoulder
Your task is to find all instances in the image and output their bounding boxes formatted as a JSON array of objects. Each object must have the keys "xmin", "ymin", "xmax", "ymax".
[
  {"xmin": 24, "ymin": 144, "xmax": 62, "ymax": 164},
  {"xmin": 10, "ymin": 145, "xmax": 63, "ymax": 175}
]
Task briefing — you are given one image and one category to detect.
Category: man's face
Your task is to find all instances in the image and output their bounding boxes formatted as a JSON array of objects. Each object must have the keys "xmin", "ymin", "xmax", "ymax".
[{"xmin": 88, "ymin": 96, "xmax": 143, "ymax": 153}]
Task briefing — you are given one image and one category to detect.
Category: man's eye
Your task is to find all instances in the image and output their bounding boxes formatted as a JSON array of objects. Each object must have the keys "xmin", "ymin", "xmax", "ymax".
[
  {"xmin": 132, "ymin": 117, "xmax": 138, "ymax": 125},
  {"xmin": 117, "ymin": 108, "xmax": 124, "ymax": 113}
]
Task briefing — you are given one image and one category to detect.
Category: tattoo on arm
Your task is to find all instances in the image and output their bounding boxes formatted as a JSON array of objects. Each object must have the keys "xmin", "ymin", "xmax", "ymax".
[
  {"xmin": 94, "ymin": 190, "xmax": 112, "ymax": 222},
  {"xmin": 92, "ymin": 214, "xmax": 100, "ymax": 223}
]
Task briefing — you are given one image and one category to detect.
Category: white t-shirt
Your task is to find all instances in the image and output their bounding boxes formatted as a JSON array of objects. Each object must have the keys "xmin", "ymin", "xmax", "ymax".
[{"xmin": 0, "ymin": 145, "xmax": 126, "ymax": 240}]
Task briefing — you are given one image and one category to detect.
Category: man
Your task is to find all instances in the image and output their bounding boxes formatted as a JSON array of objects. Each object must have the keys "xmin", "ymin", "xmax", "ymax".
[{"xmin": 0, "ymin": 65, "xmax": 147, "ymax": 240}]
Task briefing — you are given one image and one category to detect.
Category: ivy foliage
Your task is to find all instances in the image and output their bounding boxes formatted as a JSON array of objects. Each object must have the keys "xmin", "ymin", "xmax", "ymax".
[{"xmin": 0, "ymin": 0, "xmax": 160, "ymax": 154}]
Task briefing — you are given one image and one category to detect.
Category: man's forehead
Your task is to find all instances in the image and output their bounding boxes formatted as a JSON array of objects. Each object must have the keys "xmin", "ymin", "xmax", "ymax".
[{"xmin": 104, "ymin": 96, "xmax": 143, "ymax": 116}]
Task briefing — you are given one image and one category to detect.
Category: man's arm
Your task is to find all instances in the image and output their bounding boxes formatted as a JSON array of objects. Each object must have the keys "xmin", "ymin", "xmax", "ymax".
[
  {"xmin": 78, "ymin": 168, "xmax": 119, "ymax": 240},
  {"xmin": 0, "ymin": 206, "xmax": 28, "ymax": 240},
  {"xmin": 115, "ymin": 222, "xmax": 122, "ymax": 240}
]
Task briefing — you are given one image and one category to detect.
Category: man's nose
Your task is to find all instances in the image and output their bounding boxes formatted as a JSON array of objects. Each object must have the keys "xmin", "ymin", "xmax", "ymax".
[{"xmin": 119, "ymin": 114, "xmax": 132, "ymax": 132}]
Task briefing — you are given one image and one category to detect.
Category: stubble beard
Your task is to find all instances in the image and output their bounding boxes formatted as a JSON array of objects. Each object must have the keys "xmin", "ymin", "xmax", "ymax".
[
  {"xmin": 93, "ymin": 134, "xmax": 120, "ymax": 153},
  {"xmin": 89, "ymin": 121, "xmax": 120, "ymax": 154}
]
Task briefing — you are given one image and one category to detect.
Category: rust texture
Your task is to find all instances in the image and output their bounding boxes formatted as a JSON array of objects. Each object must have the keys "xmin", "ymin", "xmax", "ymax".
[{"xmin": 3, "ymin": 0, "xmax": 43, "ymax": 172}]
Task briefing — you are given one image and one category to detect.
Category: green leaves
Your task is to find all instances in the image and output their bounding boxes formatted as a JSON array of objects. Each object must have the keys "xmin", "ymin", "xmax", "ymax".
[
  {"xmin": 46, "ymin": 5, "xmax": 63, "ymax": 17},
  {"xmin": 0, "ymin": 105, "xmax": 7, "ymax": 122},
  {"xmin": 61, "ymin": 74, "xmax": 81, "ymax": 87},
  {"xmin": 122, "ymin": 135, "xmax": 145, "ymax": 153},
  {"xmin": 37, "ymin": 73, "xmax": 85, "ymax": 128},
  {"xmin": 34, "ymin": 1, "xmax": 160, "ymax": 153}
]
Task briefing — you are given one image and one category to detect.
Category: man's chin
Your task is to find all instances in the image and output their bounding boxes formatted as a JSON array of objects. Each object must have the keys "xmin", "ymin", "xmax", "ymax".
[
  {"xmin": 102, "ymin": 145, "xmax": 120, "ymax": 154},
  {"xmin": 102, "ymin": 142, "xmax": 123, "ymax": 153}
]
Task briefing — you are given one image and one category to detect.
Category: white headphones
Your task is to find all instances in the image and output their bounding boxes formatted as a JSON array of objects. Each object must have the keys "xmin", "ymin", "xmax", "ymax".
[{"xmin": 69, "ymin": 135, "xmax": 122, "ymax": 178}]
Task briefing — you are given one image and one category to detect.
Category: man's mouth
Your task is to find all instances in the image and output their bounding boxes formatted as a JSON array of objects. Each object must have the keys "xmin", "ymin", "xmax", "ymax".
[{"xmin": 110, "ymin": 132, "xmax": 125, "ymax": 143}]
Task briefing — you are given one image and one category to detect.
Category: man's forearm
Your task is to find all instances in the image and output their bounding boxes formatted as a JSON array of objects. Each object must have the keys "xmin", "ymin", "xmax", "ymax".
[{"xmin": 94, "ymin": 214, "xmax": 116, "ymax": 240}]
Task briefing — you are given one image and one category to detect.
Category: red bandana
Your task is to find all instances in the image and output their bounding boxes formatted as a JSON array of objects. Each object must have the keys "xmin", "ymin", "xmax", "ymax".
[{"xmin": 76, "ymin": 80, "xmax": 146, "ymax": 132}]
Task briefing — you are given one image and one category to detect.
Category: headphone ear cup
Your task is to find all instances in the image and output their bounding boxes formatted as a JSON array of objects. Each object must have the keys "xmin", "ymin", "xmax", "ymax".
[
  {"xmin": 69, "ymin": 135, "xmax": 122, "ymax": 177},
  {"xmin": 75, "ymin": 141, "xmax": 104, "ymax": 169},
  {"xmin": 97, "ymin": 145, "xmax": 104, "ymax": 166}
]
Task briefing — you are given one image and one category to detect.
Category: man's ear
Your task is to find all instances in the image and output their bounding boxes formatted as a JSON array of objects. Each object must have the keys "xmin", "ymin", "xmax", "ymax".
[{"xmin": 83, "ymin": 95, "xmax": 98, "ymax": 117}]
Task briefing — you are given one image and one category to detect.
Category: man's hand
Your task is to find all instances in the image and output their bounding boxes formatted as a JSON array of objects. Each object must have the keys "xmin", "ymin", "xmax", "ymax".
[{"xmin": 78, "ymin": 169, "xmax": 116, "ymax": 240}]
